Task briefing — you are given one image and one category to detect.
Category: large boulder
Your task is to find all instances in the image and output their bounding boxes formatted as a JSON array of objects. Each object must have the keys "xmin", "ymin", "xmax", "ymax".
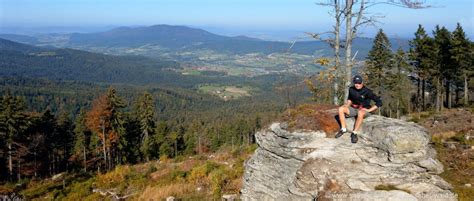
[{"xmin": 241, "ymin": 111, "xmax": 456, "ymax": 201}]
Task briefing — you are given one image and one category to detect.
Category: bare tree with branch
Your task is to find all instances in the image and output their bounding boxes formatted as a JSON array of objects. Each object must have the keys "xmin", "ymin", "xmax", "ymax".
[{"xmin": 310, "ymin": 0, "xmax": 429, "ymax": 103}]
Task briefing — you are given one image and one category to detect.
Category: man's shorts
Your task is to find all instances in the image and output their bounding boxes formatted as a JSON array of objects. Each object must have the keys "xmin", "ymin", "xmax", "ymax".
[{"xmin": 346, "ymin": 106, "xmax": 372, "ymax": 118}]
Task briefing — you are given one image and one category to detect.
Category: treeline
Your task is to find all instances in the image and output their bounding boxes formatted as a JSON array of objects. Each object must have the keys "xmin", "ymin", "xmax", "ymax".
[
  {"xmin": 364, "ymin": 23, "xmax": 473, "ymax": 117},
  {"xmin": 306, "ymin": 23, "xmax": 473, "ymax": 117},
  {"xmin": 0, "ymin": 86, "xmax": 281, "ymax": 182}
]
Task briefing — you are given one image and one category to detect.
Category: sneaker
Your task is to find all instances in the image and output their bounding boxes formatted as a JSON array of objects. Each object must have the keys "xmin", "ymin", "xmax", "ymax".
[
  {"xmin": 335, "ymin": 130, "xmax": 346, "ymax": 138},
  {"xmin": 351, "ymin": 133, "xmax": 358, "ymax": 143}
]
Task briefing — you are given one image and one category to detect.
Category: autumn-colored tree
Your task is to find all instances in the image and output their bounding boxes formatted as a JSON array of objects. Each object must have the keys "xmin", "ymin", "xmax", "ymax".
[
  {"xmin": 86, "ymin": 88, "xmax": 125, "ymax": 170},
  {"xmin": 86, "ymin": 94, "xmax": 111, "ymax": 170},
  {"xmin": 305, "ymin": 58, "xmax": 339, "ymax": 104}
]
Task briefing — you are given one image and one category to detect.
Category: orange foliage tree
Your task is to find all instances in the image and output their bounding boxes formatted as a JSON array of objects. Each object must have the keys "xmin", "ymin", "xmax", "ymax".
[{"xmin": 86, "ymin": 88, "xmax": 125, "ymax": 171}]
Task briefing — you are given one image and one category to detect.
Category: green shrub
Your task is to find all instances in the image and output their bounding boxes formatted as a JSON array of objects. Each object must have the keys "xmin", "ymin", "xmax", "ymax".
[
  {"xmin": 21, "ymin": 181, "xmax": 63, "ymax": 199},
  {"xmin": 61, "ymin": 179, "xmax": 94, "ymax": 201},
  {"xmin": 189, "ymin": 161, "xmax": 220, "ymax": 182},
  {"xmin": 209, "ymin": 168, "xmax": 227, "ymax": 198}
]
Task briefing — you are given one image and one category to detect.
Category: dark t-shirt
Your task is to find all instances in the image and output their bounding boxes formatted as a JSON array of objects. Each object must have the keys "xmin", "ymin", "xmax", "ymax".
[{"xmin": 348, "ymin": 86, "xmax": 382, "ymax": 109}]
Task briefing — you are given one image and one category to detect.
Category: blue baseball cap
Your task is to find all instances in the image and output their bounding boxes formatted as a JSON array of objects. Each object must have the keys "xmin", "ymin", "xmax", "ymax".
[{"xmin": 353, "ymin": 75, "xmax": 363, "ymax": 84}]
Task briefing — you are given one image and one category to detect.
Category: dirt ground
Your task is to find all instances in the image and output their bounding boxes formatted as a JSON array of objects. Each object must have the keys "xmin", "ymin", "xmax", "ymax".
[{"xmin": 419, "ymin": 108, "xmax": 474, "ymax": 139}]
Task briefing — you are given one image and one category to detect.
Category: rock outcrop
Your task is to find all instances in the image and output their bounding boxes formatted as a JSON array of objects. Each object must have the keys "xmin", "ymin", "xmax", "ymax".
[{"xmin": 241, "ymin": 113, "xmax": 457, "ymax": 201}]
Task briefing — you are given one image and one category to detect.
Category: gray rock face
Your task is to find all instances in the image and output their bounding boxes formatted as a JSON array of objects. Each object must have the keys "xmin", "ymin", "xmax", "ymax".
[{"xmin": 241, "ymin": 115, "xmax": 456, "ymax": 201}]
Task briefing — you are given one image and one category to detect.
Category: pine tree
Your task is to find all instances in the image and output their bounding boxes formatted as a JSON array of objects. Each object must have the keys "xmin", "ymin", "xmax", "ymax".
[
  {"xmin": 106, "ymin": 88, "xmax": 126, "ymax": 166},
  {"xmin": 450, "ymin": 23, "xmax": 473, "ymax": 106},
  {"xmin": 430, "ymin": 26, "xmax": 456, "ymax": 108},
  {"xmin": 86, "ymin": 88, "xmax": 126, "ymax": 170},
  {"xmin": 40, "ymin": 110, "xmax": 58, "ymax": 175},
  {"xmin": 0, "ymin": 91, "xmax": 28, "ymax": 181},
  {"xmin": 155, "ymin": 121, "xmax": 172, "ymax": 158},
  {"xmin": 365, "ymin": 29, "xmax": 393, "ymax": 115},
  {"xmin": 410, "ymin": 25, "xmax": 433, "ymax": 111},
  {"xmin": 134, "ymin": 92, "xmax": 156, "ymax": 161},
  {"xmin": 56, "ymin": 112, "xmax": 74, "ymax": 172},
  {"xmin": 73, "ymin": 109, "xmax": 91, "ymax": 172},
  {"xmin": 387, "ymin": 49, "xmax": 413, "ymax": 117}
]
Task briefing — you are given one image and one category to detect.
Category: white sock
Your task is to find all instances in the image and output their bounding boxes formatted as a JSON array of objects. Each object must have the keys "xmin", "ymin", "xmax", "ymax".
[
  {"xmin": 341, "ymin": 128, "xmax": 347, "ymax": 132},
  {"xmin": 353, "ymin": 131, "xmax": 358, "ymax": 135}
]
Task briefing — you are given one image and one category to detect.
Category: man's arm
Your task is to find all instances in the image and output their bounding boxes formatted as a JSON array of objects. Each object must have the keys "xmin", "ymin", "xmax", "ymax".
[
  {"xmin": 344, "ymin": 99, "xmax": 352, "ymax": 107},
  {"xmin": 365, "ymin": 90, "xmax": 382, "ymax": 113},
  {"xmin": 365, "ymin": 105, "xmax": 378, "ymax": 113}
]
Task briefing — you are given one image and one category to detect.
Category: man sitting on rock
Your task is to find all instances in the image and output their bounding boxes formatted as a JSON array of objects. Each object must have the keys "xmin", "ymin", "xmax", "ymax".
[{"xmin": 335, "ymin": 75, "xmax": 382, "ymax": 143}]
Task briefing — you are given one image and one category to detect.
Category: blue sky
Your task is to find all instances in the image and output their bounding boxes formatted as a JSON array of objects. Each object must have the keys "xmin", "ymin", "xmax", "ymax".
[{"xmin": 0, "ymin": 0, "xmax": 472, "ymax": 40}]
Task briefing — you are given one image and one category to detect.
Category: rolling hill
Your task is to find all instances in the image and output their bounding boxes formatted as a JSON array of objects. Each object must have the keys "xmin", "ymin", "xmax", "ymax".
[
  {"xmin": 0, "ymin": 25, "xmax": 410, "ymax": 58},
  {"xmin": 0, "ymin": 38, "xmax": 182, "ymax": 84}
]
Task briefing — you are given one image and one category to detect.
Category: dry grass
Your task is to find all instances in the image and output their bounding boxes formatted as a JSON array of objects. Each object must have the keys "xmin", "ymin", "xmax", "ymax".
[
  {"xmin": 436, "ymin": 145, "xmax": 474, "ymax": 201},
  {"xmin": 375, "ymin": 184, "xmax": 411, "ymax": 194},
  {"xmin": 279, "ymin": 104, "xmax": 339, "ymax": 134},
  {"xmin": 149, "ymin": 166, "xmax": 172, "ymax": 181},
  {"xmin": 417, "ymin": 108, "xmax": 474, "ymax": 200},
  {"xmin": 95, "ymin": 165, "xmax": 132, "ymax": 189},
  {"xmin": 137, "ymin": 182, "xmax": 197, "ymax": 200},
  {"xmin": 178, "ymin": 159, "xmax": 200, "ymax": 172},
  {"xmin": 6, "ymin": 144, "xmax": 256, "ymax": 200}
]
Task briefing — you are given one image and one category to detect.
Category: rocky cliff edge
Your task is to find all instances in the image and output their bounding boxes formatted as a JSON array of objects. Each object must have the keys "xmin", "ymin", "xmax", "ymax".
[{"xmin": 241, "ymin": 106, "xmax": 457, "ymax": 201}]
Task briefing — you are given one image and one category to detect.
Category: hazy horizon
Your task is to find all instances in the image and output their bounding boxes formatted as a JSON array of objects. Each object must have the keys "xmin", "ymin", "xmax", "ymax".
[{"xmin": 1, "ymin": 0, "xmax": 473, "ymax": 41}]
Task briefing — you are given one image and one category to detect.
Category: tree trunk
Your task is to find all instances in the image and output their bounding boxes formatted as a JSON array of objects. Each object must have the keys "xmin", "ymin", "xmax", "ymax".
[
  {"xmin": 143, "ymin": 130, "xmax": 149, "ymax": 162},
  {"xmin": 344, "ymin": 0, "xmax": 354, "ymax": 101},
  {"xmin": 455, "ymin": 87, "xmax": 460, "ymax": 106},
  {"xmin": 83, "ymin": 145, "xmax": 87, "ymax": 172},
  {"xmin": 333, "ymin": 0, "xmax": 341, "ymax": 105},
  {"xmin": 101, "ymin": 124, "xmax": 108, "ymax": 170},
  {"xmin": 446, "ymin": 80, "xmax": 451, "ymax": 108},
  {"xmin": 465, "ymin": 73, "xmax": 469, "ymax": 106},
  {"xmin": 174, "ymin": 140, "xmax": 177, "ymax": 157},
  {"xmin": 396, "ymin": 99, "xmax": 400, "ymax": 119},
  {"xmin": 8, "ymin": 142, "xmax": 13, "ymax": 180},
  {"xmin": 34, "ymin": 150, "xmax": 37, "ymax": 177},
  {"xmin": 17, "ymin": 159, "xmax": 21, "ymax": 181},
  {"xmin": 422, "ymin": 79, "xmax": 426, "ymax": 111},
  {"xmin": 436, "ymin": 77, "xmax": 441, "ymax": 112},
  {"xmin": 417, "ymin": 77, "xmax": 421, "ymax": 112},
  {"xmin": 198, "ymin": 135, "xmax": 201, "ymax": 155},
  {"xmin": 441, "ymin": 89, "xmax": 444, "ymax": 111}
]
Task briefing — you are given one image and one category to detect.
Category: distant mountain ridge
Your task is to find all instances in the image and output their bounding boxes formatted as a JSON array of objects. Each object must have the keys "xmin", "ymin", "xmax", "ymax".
[{"xmin": 0, "ymin": 24, "xmax": 409, "ymax": 57}]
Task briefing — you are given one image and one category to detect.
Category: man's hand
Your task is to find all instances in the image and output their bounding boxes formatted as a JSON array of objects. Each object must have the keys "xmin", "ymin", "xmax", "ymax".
[
  {"xmin": 344, "ymin": 100, "xmax": 352, "ymax": 107},
  {"xmin": 366, "ymin": 106, "xmax": 378, "ymax": 113}
]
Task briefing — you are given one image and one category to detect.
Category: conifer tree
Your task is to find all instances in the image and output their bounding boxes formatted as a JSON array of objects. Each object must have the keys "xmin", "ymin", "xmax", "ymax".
[
  {"xmin": 450, "ymin": 23, "xmax": 473, "ymax": 106},
  {"xmin": 134, "ymin": 92, "xmax": 156, "ymax": 161},
  {"xmin": 365, "ymin": 29, "xmax": 392, "ymax": 114},
  {"xmin": 86, "ymin": 88, "xmax": 125, "ymax": 170},
  {"xmin": 430, "ymin": 26, "xmax": 456, "ymax": 108},
  {"xmin": 410, "ymin": 25, "xmax": 432, "ymax": 111},
  {"xmin": 40, "ymin": 110, "xmax": 58, "ymax": 175},
  {"xmin": 56, "ymin": 112, "xmax": 74, "ymax": 171},
  {"xmin": 73, "ymin": 109, "xmax": 91, "ymax": 172},
  {"xmin": 0, "ymin": 91, "xmax": 27, "ymax": 181},
  {"xmin": 386, "ymin": 49, "xmax": 413, "ymax": 117}
]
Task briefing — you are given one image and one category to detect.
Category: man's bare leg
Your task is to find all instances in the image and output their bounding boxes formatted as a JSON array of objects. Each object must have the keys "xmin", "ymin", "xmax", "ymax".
[
  {"xmin": 353, "ymin": 110, "xmax": 366, "ymax": 133},
  {"xmin": 338, "ymin": 106, "xmax": 350, "ymax": 130}
]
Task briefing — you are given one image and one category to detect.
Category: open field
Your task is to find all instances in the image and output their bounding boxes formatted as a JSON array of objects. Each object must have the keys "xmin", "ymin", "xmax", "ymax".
[{"xmin": 198, "ymin": 84, "xmax": 254, "ymax": 100}]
